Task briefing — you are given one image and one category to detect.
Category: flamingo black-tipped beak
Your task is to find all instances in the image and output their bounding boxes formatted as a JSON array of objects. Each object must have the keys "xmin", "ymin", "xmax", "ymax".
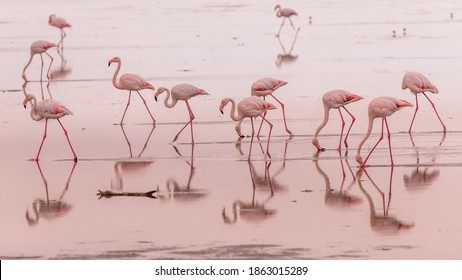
[
  {"xmin": 155, "ymin": 96, "xmax": 158, "ymax": 102},
  {"xmin": 220, "ymin": 109, "xmax": 224, "ymax": 114},
  {"xmin": 23, "ymin": 104, "xmax": 26, "ymax": 109},
  {"xmin": 107, "ymin": 62, "xmax": 111, "ymax": 67}
]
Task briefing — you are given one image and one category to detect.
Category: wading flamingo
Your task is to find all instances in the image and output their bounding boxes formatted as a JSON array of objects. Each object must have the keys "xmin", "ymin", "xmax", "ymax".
[
  {"xmin": 23, "ymin": 94, "xmax": 77, "ymax": 161},
  {"xmin": 401, "ymin": 72, "xmax": 446, "ymax": 133},
  {"xmin": 108, "ymin": 56, "xmax": 156, "ymax": 125},
  {"xmin": 155, "ymin": 83, "xmax": 209, "ymax": 143},
  {"xmin": 356, "ymin": 97, "xmax": 413, "ymax": 167},
  {"xmin": 48, "ymin": 14, "xmax": 71, "ymax": 56},
  {"xmin": 244, "ymin": 78, "xmax": 292, "ymax": 138},
  {"xmin": 220, "ymin": 96, "xmax": 276, "ymax": 160},
  {"xmin": 22, "ymin": 40, "xmax": 56, "ymax": 82},
  {"xmin": 274, "ymin": 5, "xmax": 298, "ymax": 37},
  {"xmin": 312, "ymin": 90, "xmax": 363, "ymax": 152}
]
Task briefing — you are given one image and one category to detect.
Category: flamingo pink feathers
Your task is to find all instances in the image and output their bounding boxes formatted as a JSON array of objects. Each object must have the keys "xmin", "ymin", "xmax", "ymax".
[
  {"xmin": 22, "ymin": 40, "xmax": 57, "ymax": 82},
  {"xmin": 155, "ymin": 83, "xmax": 209, "ymax": 143}
]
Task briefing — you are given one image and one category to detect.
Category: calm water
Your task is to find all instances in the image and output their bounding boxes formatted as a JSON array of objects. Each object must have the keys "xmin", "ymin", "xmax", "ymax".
[{"xmin": 1, "ymin": 0, "xmax": 462, "ymax": 259}]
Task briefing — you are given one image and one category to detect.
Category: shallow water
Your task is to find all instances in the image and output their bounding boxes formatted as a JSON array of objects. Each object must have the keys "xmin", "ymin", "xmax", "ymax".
[{"xmin": 1, "ymin": 0, "xmax": 462, "ymax": 259}]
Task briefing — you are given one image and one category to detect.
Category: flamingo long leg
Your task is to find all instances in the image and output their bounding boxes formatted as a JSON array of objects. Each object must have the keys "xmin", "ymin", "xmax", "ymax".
[
  {"xmin": 57, "ymin": 119, "xmax": 77, "ymax": 161},
  {"xmin": 248, "ymin": 118, "xmax": 255, "ymax": 161},
  {"xmin": 136, "ymin": 90, "xmax": 155, "ymax": 124},
  {"xmin": 408, "ymin": 94, "xmax": 419, "ymax": 133},
  {"xmin": 270, "ymin": 93, "xmax": 293, "ymax": 137},
  {"xmin": 276, "ymin": 18, "xmax": 286, "ymax": 36},
  {"xmin": 173, "ymin": 101, "xmax": 195, "ymax": 143},
  {"xmin": 40, "ymin": 54, "xmax": 44, "ymax": 82},
  {"xmin": 288, "ymin": 17, "xmax": 295, "ymax": 29},
  {"xmin": 342, "ymin": 106, "xmax": 356, "ymax": 149},
  {"xmin": 360, "ymin": 118, "xmax": 385, "ymax": 167},
  {"xmin": 384, "ymin": 118, "xmax": 394, "ymax": 166},
  {"xmin": 35, "ymin": 119, "xmax": 48, "ymax": 161},
  {"xmin": 256, "ymin": 111, "xmax": 267, "ymax": 140},
  {"xmin": 422, "ymin": 92, "xmax": 446, "ymax": 133},
  {"xmin": 45, "ymin": 52, "xmax": 54, "ymax": 80},
  {"xmin": 120, "ymin": 90, "xmax": 132, "ymax": 125},
  {"xmin": 337, "ymin": 108, "xmax": 346, "ymax": 152},
  {"xmin": 260, "ymin": 114, "xmax": 273, "ymax": 159}
]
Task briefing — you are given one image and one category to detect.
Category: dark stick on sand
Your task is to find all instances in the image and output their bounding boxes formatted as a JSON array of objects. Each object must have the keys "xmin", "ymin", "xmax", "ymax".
[{"xmin": 97, "ymin": 190, "xmax": 157, "ymax": 199}]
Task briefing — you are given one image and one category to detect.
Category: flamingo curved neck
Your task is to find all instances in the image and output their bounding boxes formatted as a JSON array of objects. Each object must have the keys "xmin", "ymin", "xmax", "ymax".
[
  {"xmin": 28, "ymin": 96, "xmax": 43, "ymax": 121},
  {"xmin": 357, "ymin": 176, "xmax": 376, "ymax": 219},
  {"xmin": 161, "ymin": 88, "xmax": 178, "ymax": 108},
  {"xmin": 111, "ymin": 61, "xmax": 122, "ymax": 89},
  {"xmin": 313, "ymin": 104, "xmax": 330, "ymax": 140},
  {"xmin": 226, "ymin": 99, "xmax": 243, "ymax": 121},
  {"xmin": 356, "ymin": 116, "xmax": 375, "ymax": 162}
]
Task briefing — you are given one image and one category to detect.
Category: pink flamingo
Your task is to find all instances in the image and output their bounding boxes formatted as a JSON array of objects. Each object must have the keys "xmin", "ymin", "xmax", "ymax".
[
  {"xmin": 402, "ymin": 72, "xmax": 446, "ymax": 133},
  {"xmin": 48, "ymin": 14, "xmax": 71, "ymax": 56},
  {"xmin": 220, "ymin": 96, "xmax": 276, "ymax": 160},
  {"xmin": 312, "ymin": 90, "xmax": 363, "ymax": 152},
  {"xmin": 155, "ymin": 83, "xmax": 209, "ymax": 144},
  {"xmin": 356, "ymin": 97, "xmax": 413, "ymax": 167},
  {"xmin": 23, "ymin": 94, "xmax": 77, "ymax": 161},
  {"xmin": 246, "ymin": 78, "xmax": 292, "ymax": 138},
  {"xmin": 22, "ymin": 40, "xmax": 56, "ymax": 82},
  {"xmin": 274, "ymin": 5, "xmax": 298, "ymax": 37},
  {"xmin": 108, "ymin": 56, "xmax": 156, "ymax": 125}
]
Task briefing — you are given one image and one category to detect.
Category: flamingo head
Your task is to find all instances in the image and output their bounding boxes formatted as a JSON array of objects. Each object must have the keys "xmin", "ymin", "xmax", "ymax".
[
  {"xmin": 108, "ymin": 56, "xmax": 121, "ymax": 67},
  {"xmin": 23, "ymin": 94, "xmax": 34, "ymax": 108},
  {"xmin": 219, "ymin": 98, "xmax": 231, "ymax": 114},
  {"xmin": 274, "ymin": 4, "xmax": 281, "ymax": 11},
  {"xmin": 154, "ymin": 87, "xmax": 168, "ymax": 101},
  {"xmin": 262, "ymin": 102, "xmax": 276, "ymax": 111}
]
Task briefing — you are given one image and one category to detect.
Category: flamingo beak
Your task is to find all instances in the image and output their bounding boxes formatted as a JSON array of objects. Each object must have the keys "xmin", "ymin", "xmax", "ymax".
[
  {"xmin": 278, "ymin": 80, "xmax": 288, "ymax": 87},
  {"xmin": 197, "ymin": 89, "xmax": 209, "ymax": 96},
  {"xmin": 347, "ymin": 94, "xmax": 364, "ymax": 101}
]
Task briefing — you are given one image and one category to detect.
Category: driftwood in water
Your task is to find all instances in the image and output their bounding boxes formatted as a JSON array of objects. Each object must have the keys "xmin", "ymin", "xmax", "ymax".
[{"xmin": 97, "ymin": 190, "xmax": 157, "ymax": 199}]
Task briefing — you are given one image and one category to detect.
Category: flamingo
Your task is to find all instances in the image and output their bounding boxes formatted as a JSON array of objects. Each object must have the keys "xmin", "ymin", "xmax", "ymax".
[
  {"xmin": 22, "ymin": 40, "xmax": 56, "ymax": 82},
  {"xmin": 401, "ymin": 72, "xmax": 446, "ymax": 133},
  {"xmin": 108, "ymin": 56, "xmax": 156, "ymax": 125},
  {"xmin": 220, "ymin": 96, "xmax": 276, "ymax": 160},
  {"xmin": 312, "ymin": 90, "xmax": 363, "ymax": 152},
  {"xmin": 48, "ymin": 14, "xmax": 71, "ymax": 57},
  {"xmin": 274, "ymin": 5, "xmax": 298, "ymax": 37},
  {"xmin": 247, "ymin": 77, "xmax": 292, "ymax": 138},
  {"xmin": 356, "ymin": 96, "xmax": 413, "ymax": 167},
  {"xmin": 23, "ymin": 94, "xmax": 77, "ymax": 161},
  {"xmin": 155, "ymin": 83, "xmax": 209, "ymax": 143}
]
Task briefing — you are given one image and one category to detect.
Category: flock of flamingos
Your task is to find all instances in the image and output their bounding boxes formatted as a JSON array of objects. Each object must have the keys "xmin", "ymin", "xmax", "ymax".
[{"xmin": 20, "ymin": 6, "xmax": 447, "ymax": 168}]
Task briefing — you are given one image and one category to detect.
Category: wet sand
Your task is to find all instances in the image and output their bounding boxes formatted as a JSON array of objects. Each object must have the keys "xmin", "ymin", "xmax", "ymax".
[{"xmin": 1, "ymin": 0, "xmax": 462, "ymax": 259}]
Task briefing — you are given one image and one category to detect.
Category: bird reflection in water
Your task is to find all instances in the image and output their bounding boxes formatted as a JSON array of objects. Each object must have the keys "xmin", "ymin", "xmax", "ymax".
[
  {"xmin": 313, "ymin": 151, "xmax": 362, "ymax": 208},
  {"xmin": 222, "ymin": 160, "xmax": 277, "ymax": 224},
  {"xmin": 275, "ymin": 27, "xmax": 300, "ymax": 68},
  {"xmin": 119, "ymin": 124, "xmax": 155, "ymax": 158},
  {"xmin": 49, "ymin": 55, "xmax": 72, "ymax": 81},
  {"xmin": 157, "ymin": 144, "xmax": 208, "ymax": 202},
  {"xmin": 26, "ymin": 161, "xmax": 77, "ymax": 226},
  {"xmin": 404, "ymin": 133, "xmax": 444, "ymax": 190},
  {"xmin": 22, "ymin": 80, "xmax": 52, "ymax": 101},
  {"xmin": 356, "ymin": 167, "xmax": 414, "ymax": 234}
]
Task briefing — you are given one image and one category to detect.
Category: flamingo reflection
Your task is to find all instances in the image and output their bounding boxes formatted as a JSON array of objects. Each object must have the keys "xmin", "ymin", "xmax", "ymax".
[
  {"xmin": 356, "ymin": 167, "xmax": 414, "ymax": 234},
  {"xmin": 50, "ymin": 54, "xmax": 72, "ymax": 81},
  {"xmin": 313, "ymin": 151, "xmax": 362, "ymax": 208},
  {"xmin": 118, "ymin": 124, "xmax": 155, "ymax": 158},
  {"xmin": 157, "ymin": 144, "xmax": 208, "ymax": 202},
  {"xmin": 275, "ymin": 27, "xmax": 300, "ymax": 68},
  {"xmin": 222, "ymin": 161, "xmax": 276, "ymax": 224},
  {"xmin": 405, "ymin": 133, "xmax": 443, "ymax": 190},
  {"xmin": 22, "ymin": 80, "xmax": 52, "ymax": 101},
  {"xmin": 25, "ymin": 161, "xmax": 77, "ymax": 226}
]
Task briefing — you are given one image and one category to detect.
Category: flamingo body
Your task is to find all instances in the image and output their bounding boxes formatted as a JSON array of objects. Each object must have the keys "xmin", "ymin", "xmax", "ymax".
[
  {"xmin": 108, "ymin": 56, "xmax": 155, "ymax": 124},
  {"xmin": 401, "ymin": 72, "xmax": 446, "ymax": 133},
  {"xmin": 155, "ymin": 83, "xmax": 209, "ymax": 143},
  {"xmin": 220, "ymin": 96, "xmax": 276, "ymax": 160},
  {"xmin": 23, "ymin": 94, "xmax": 77, "ymax": 161},
  {"xmin": 312, "ymin": 90, "xmax": 363, "ymax": 151},
  {"xmin": 274, "ymin": 5, "xmax": 298, "ymax": 36},
  {"xmin": 22, "ymin": 40, "xmax": 56, "ymax": 81},
  {"xmin": 355, "ymin": 96, "xmax": 413, "ymax": 167}
]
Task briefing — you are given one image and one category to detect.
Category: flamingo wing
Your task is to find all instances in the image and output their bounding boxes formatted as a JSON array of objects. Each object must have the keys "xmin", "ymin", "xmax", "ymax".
[
  {"xmin": 119, "ymin": 73, "xmax": 147, "ymax": 90},
  {"xmin": 171, "ymin": 83, "xmax": 198, "ymax": 100}
]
